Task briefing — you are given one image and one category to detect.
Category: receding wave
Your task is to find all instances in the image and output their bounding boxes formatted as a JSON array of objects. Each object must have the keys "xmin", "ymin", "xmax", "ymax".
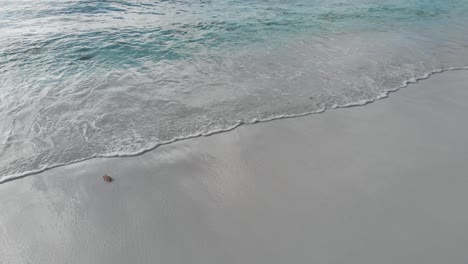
[{"xmin": 1, "ymin": 66, "xmax": 467, "ymax": 184}]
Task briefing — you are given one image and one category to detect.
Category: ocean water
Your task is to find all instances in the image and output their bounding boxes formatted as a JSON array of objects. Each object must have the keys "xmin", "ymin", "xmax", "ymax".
[{"xmin": 1, "ymin": 0, "xmax": 468, "ymax": 182}]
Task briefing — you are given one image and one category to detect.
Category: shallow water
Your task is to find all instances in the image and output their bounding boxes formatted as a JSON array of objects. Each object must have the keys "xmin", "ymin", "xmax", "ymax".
[{"xmin": 1, "ymin": 0, "xmax": 468, "ymax": 182}]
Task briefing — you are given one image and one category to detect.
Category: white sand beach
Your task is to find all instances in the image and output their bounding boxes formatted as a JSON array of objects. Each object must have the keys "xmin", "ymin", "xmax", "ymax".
[{"xmin": 1, "ymin": 70, "xmax": 468, "ymax": 263}]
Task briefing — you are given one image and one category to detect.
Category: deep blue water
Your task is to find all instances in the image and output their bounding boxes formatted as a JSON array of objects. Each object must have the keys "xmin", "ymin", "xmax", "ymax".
[{"xmin": 1, "ymin": 0, "xmax": 468, "ymax": 182}]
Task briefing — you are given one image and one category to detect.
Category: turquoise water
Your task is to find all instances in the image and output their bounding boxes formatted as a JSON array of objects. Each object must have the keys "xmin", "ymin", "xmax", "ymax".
[{"xmin": 1, "ymin": 0, "xmax": 468, "ymax": 182}]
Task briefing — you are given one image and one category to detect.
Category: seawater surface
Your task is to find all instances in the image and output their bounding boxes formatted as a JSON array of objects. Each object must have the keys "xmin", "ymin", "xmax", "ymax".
[{"xmin": 1, "ymin": 0, "xmax": 468, "ymax": 182}]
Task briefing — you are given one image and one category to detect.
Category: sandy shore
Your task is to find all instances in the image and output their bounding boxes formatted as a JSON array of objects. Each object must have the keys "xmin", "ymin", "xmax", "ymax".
[{"xmin": 1, "ymin": 70, "xmax": 468, "ymax": 263}]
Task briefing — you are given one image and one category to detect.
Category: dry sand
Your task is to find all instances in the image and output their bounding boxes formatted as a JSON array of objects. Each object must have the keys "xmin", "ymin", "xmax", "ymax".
[{"xmin": 1, "ymin": 70, "xmax": 468, "ymax": 263}]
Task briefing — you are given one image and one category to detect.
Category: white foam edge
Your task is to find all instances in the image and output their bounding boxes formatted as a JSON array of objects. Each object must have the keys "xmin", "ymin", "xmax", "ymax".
[{"xmin": 2, "ymin": 66, "xmax": 468, "ymax": 184}]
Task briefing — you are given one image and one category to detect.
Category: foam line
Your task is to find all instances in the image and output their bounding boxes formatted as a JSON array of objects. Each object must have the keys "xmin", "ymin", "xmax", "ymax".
[{"xmin": 1, "ymin": 66, "xmax": 468, "ymax": 184}]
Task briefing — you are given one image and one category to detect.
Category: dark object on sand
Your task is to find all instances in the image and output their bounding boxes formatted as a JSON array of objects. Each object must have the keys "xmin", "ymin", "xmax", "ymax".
[{"xmin": 103, "ymin": 175, "xmax": 113, "ymax": 182}]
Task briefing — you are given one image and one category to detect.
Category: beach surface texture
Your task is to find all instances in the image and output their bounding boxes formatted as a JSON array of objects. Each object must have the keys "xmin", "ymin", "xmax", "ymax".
[{"xmin": 1, "ymin": 70, "xmax": 467, "ymax": 264}]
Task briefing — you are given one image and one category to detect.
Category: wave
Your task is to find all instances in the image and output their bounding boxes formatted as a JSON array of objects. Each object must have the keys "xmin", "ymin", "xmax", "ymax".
[{"xmin": 1, "ymin": 66, "xmax": 467, "ymax": 184}]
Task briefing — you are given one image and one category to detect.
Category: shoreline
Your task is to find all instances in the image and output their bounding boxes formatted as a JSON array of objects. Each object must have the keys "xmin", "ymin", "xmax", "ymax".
[
  {"xmin": 2, "ymin": 66, "xmax": 468, "ymax": 184},
  {"xmin": 1, "ymin": 70, "xmax": 468, "ymax": 263}
]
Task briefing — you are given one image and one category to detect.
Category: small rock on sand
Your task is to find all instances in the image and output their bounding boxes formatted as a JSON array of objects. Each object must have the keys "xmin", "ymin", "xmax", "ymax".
[{"xmin": 102, "ymin": 175, "xmax": 113, "ymax": 182}]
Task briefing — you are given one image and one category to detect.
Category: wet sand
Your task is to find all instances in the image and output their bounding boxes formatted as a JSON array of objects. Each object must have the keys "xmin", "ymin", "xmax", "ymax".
[{"xmin": 1, "ymin": 70, "xmax": 468, "ymax": 263}]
